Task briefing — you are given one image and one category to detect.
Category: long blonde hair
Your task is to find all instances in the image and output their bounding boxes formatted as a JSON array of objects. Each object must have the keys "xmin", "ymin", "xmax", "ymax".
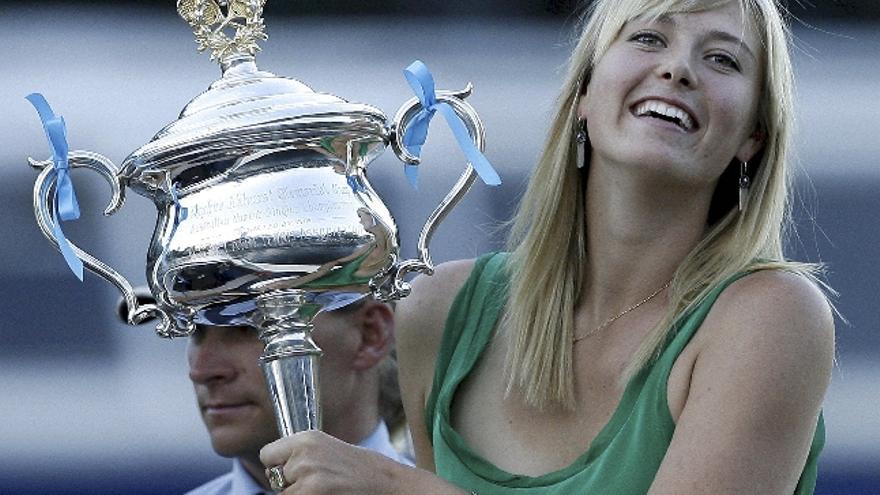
[{"xmin": 504, "ymin": 0, "xmax": 822, "ymax": 410}]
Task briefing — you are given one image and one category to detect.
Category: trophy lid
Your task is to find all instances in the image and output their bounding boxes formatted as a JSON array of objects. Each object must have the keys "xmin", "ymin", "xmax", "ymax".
[{"xmin": 120, "ymin": 0, "xmax": 389, "ymax": 195}]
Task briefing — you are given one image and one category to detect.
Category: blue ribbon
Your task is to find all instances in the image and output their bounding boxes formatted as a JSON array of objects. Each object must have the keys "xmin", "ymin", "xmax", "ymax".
[
  {"xmin": 401, "ymin": 60, "xmax": 501, "ymax": 189},
  {"xmin": 26, "ymin": 93, "xmax": 84, "ymax": 281},
  {"xmin": 347, "ymin": 175, "xmax": 366, "ymax": 194},
  {"xmin": 170, "ymin": 182, "xmax": 189, "ymax": 227}
]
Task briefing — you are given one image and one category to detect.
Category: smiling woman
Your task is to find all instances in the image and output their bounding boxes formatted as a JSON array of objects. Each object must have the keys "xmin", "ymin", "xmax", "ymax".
[
  {"xmin": 502, "ymin": 0, "xmax": 810, "ymax": 411},
  {"xmin": 579, "ymin": 3, "xmax": 765, "ymax": 193},
  {"xmin": 257, "ymin": 1, "xmax": 836, "ymax": 494}
]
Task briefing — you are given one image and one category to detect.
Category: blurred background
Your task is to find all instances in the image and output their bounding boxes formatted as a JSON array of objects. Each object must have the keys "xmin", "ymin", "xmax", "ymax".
[{"xmin": 1, "ymin": 1, "xmax": 877, "ymax": 493}]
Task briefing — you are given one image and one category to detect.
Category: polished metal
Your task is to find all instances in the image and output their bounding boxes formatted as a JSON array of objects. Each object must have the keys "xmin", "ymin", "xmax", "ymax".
[
  {"xmin": 29, "ymin": 0, "xmax": 489, "ymax": 441},
  {"xmin": 30, "ymin": 152, "xmax": 180, "ymax": 337},
  {"xmin": 268, "ymin": 465, "xmax": 289, "ymax": 492},
  {"xmin": 255, "ymin": 289, "xmax": 322, "ymax": 436},
  {"xmin": 178, "ymin": 0, "xmax": 268, "ymax": 71},
  {"xmin": 738, "ymin": 161, "xmax": 750, "ymax": 212}
]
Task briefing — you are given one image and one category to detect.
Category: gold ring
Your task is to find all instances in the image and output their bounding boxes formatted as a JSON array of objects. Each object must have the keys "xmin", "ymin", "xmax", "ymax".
[{"xmin": 268, "ymin": 465, "xmax": 289, "ymax": 492}]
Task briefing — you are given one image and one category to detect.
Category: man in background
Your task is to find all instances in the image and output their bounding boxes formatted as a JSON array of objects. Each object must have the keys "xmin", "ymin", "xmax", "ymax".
[
  {"xmin": 122, "ymin": 295, "xmax": 411, "ymax": 494},
  {"xmin": 187, "ymin": 297, "xmax": 411, "ymax": 494}
]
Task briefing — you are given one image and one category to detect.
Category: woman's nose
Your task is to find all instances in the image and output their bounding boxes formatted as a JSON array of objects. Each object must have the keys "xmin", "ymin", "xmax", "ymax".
[{"xmin": 657, "ymin": 52, "xmax": 697, "ymax": 88}]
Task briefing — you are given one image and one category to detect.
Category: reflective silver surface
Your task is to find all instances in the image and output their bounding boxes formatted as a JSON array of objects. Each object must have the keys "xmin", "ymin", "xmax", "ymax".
[
  {"xmin": 256, "ymin": 290, "xmax": 322, "ymax": 436},
  {"xmin": 177, "ymin": 0, "xmax": 269, "ymax": 71},
  {"xmin": 29, "ymin": 0, "xmax": 488, "ymax": 440}
]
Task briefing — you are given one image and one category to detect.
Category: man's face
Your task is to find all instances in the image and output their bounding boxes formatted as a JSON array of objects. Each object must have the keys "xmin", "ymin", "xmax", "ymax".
[
  {"xmin": 186, "ymin": 309, "xmax": 364, "ymax": 461},
  {"xmin": 187, "ymin": 324, "xmax": 277, "ymax": 460}
]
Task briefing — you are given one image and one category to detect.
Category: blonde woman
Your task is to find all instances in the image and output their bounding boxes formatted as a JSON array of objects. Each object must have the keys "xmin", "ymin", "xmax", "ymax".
[{"xmin": 259, "ymin": 1, "xmax": 835, "ymax": 493}]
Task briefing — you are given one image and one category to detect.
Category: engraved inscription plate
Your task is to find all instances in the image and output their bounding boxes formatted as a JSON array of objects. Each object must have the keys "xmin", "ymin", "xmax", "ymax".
[
  {"xmin": 156, "ymin": 162, "xmax": 380, "ymax": 306},
  {"xmin": 173, "ymin": 168, "xmax": 367, "ymax": 261}
]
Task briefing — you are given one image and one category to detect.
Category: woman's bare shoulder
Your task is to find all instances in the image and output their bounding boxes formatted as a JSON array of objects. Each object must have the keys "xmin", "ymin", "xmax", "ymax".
[
  {"xmin": 394, "ymin": 259, "xmax": 477, "ymax": 471},
  {"xmin": 708, "ymin": 269, "xmax": 835, "ymax": 352},
  {"xmin": 693, "ymin": 268, "xmax": 835, "ymax": 412},
  {"xmin": 396, "ymin": 258, "xmax": 477, "ymax": 354}
]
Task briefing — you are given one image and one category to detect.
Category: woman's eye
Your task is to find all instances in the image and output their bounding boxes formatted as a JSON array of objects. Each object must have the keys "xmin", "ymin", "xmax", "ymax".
[
  {"xmin": 630, "ymin": 31, "xmax": 665, "ymax": 47},
  {"xmin": 708, "ymin": 53, "xmax": 740, "ymax": 71}
]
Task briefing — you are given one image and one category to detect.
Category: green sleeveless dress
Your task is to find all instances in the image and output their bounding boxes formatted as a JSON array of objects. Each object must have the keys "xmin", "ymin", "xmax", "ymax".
[{"xmin": 425, "ymin": 252, "xmax": 824, "ymax": 494}]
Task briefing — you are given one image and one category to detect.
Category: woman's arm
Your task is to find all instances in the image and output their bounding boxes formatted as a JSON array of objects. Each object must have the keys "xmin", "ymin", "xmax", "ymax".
[
  {"xmin": 648, "ymin": 270, "xmax": 835, "ymax": 494},
  {"xmin": 396, "ymin": 259, "xmax": 476, "ymax": 471}
]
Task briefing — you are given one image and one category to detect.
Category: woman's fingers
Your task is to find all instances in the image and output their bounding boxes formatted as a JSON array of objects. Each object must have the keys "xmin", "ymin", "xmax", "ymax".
[
  {"xmin": 260, "ymin": 431, "xmax": 393, "ymax": 494},
  {"xmin": 259, "ymin": 435, "xmax": 294, "ymax": 469},
  {"xmin": 260, "ymin": 430, "xmax": 330, "ymax": 473}
]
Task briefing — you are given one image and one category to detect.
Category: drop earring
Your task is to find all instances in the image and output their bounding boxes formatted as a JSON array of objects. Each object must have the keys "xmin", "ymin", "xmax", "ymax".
[
  {"xmin": 576, "ymin": 120, "xmax": 587, "ymax": 169},
  {"xmin": 738, "ymin": 161, "xmax": 750, "ymax": 212}
]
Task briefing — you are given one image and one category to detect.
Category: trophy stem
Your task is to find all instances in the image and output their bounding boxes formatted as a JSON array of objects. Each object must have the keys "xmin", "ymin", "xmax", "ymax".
[{"xmin": 256, "ymin": 290, "xmax": 323, "ymax": 437}]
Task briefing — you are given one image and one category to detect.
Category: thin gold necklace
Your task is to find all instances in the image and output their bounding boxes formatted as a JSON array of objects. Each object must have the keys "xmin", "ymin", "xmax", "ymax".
[{"xmin": 572, "ymin": 280, "xmax": 671, "ymax": 344}]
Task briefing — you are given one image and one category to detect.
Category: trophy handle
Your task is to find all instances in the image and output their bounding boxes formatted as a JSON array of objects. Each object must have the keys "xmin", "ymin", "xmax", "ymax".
[
  {"xmin": 30, "ymin": 151, "xmax": 177, "ymax": 337},
  {"xmin": 386, "ymin": 84, "xmax": 485, "ymax": 299}
]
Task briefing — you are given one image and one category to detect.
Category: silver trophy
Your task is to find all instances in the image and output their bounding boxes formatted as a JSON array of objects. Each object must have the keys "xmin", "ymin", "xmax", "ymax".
[{"xmin": 29, "ymin": 0, "xmax": 491, "ymax": 446}]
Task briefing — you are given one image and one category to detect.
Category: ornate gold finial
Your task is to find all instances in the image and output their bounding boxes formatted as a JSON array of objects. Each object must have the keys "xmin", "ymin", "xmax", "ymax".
[{"xmin": 177, "ymin": 0, "xmax": 269, "ymax": 68}]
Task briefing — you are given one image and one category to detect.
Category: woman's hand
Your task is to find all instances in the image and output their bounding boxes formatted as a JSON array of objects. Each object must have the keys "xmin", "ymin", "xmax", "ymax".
[
  {"xmin": 259, "ymin": 430, "xmax": 408, "ymax": 495},
  {"xmin": 260, "ymin": 430, "xmax": 470, "ymax": 494}
]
